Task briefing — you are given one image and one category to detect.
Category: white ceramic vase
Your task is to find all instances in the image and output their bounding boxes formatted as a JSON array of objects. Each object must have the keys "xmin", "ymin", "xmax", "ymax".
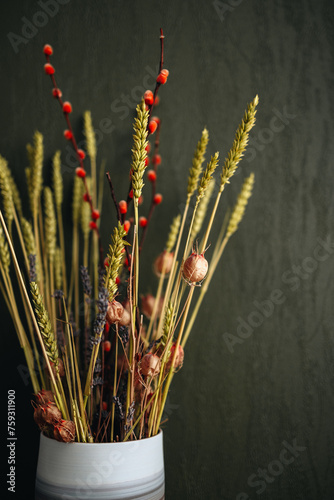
[{"xmin": 35, "ymin": 431, "xmax": 165, "ymax": 500}]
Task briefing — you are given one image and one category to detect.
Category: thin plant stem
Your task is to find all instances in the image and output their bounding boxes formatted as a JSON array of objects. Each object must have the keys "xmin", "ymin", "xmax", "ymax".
[
  {"xmin": 0, "ymin": 210, "xmax": 66, "ymax": 416},
  {"xmin": 57, "ymin": 206, "xmax": 67, "ymax": 297}
]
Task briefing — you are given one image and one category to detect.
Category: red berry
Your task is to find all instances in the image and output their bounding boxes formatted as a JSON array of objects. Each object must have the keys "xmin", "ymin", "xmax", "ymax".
[
  {"xmin": 44, "ymin": 63, "xmax": 55, "ymax": 75},
  {"xmin": 145, "ymin": 157, "xmax": 150, "ymax": 166},
  {"xmin": 147, "ymin": 170, "xmax": 157, "ymax": 182},
  {"xmin": 152, "ymin": 154, "xmax": 161, "ymax": 166},
  {"xmin": 52, "ymin": 88, "xmax": 62, "ymax": 98},
  {"xmin": 102, "ymin": 401, "xmax": 108, "ymax": 411},
  {"xmin": 43, "ymin": 44, "xmax": 53, "ymax": 56},
  {"xmin": 119, "ymin": 200, "xmax": 127, "ymax": 215},
  {"xmin": 89, "ymin": 221, "xmax": 98, "ymax": 230},
  {"xmin": 63, "ymin": 129, "xmax": 72, "ymax": 140},
  {"xmin": 103, "ymin": 341, "xmax": 111, "ymax": 352},
  {"xmin": 104, "ymin": 322, "xmax": 110, "ymax": 333},
  {"xmin": 138, "ymin": 196, "xmax": 143, "ymax": 206},
  {"xmin": 77, "ymin": 149, "xmax": 85, "ymax": 160},
  {"xmin": 104, "ymin": 257, "xmax": 109, "ymax": 267},
  {"xmin": 156, "ymin": 69, "xmax": 169, "ymax": 84},
  {"xmin": 62, "ymin": 101, "xmax": 72, "ymax": 114},
  {"xmin": 151, "ymin": 116, "xmax": 160, "ymax": 126},
  {"xmin": 148, "ymin": 120, "xmax": 158, "ymax": 134},
  {"xmin": 139, "ymin": 216, "xmax": 148, "ymax": 228},
  {"xmin": 83, "ymin": 192, "xmax": 91, "ymax": 202},
  {"xmin": 145, "ymin": 143, "xmax": 151, "ymax": 154},
  {"xmin": 76, "ymin": 167, "xmax": 86, "ymax": 178},
  {"xmin": 154, "ymin": 95, "xmax": 160, "ymax": 106},
  {"xmin": 124, "ymin": 220, "xmax": 130, "ymax": 233},
  {"xmin": 129, "ymin": 189, "xmax": 134, "ymax": 199},
  {"xmin": 116, "ymin": 276, "xmax": 121, "ymax": 286},
  {"xmin": 144, "ymin": 90, "xmax": 154, "ymax": 105},
  {"xmin": 92, "ymin": 209, "xmax": 100, "ymax": 220},
  {"xmin": 153, "ymin": 193, "xmax": 163, "ymax": 205}
]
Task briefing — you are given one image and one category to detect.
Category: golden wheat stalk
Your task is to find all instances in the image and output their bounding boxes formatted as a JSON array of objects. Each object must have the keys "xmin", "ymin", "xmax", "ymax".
[
  {"xmin": 187, "ymin": 128, "xmax": 209, "ymax": 198},
  {"xmin": 0, "ymin": 156, "xmax": 14, "ymax": 235},
  {"xmin": 105, "ymin": 222, "xmax": 129, "ymax": 302},
  {"xmin": 131, "ymin": 100, "xmax": 149, "ymax": 200},
  {"xmin": 220, "ymin": 95, "xmax": 259, "ymax": 190}
]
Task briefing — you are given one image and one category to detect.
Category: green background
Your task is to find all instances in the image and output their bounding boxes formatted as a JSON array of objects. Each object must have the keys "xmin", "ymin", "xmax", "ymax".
[{"xmin": 1, "ymin": 1, "xmax": 334, "ymax": 498}]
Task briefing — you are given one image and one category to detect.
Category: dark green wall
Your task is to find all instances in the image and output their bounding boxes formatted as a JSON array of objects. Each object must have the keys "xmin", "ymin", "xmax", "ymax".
[{"xmin": 1, "ymin": 1, "xmax": 334, "ymax": 499}]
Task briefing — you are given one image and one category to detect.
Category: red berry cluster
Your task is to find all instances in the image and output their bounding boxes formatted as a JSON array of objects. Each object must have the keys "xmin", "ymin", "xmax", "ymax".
[{"xmin": 43, "ymin": 44, "xmax": 101, "ymax": 239}]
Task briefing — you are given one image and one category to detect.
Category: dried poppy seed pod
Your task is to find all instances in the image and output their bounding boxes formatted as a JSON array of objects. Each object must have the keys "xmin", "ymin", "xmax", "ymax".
[
  {"xmin": 182, "ymin": 252, "xmax": 208, "ymax": 284},
  {"xmin": 35, "ymin": 389, "xmax": 55, "ymax": 404},
  {"xmin": 34, "ymin": 405, "xmax": 45, "ymax": 429},
  {"xmin": 119, "ymin": 306, "xmax": 131, "ymax": 326},
  {"xmin": 40, "ymin": 402, "xmax": 62, "ymax": 425},
  {"xmin": 54, "ymin": 419, "xmax": 76, "ymax": 443},
  {"xmin": 141, "ymin": 294, "xmax": 164, "ymax": 319},
  {"xmin": 106, "ymin": 300, "xmax": 124, "ymax": 324},
  {"xmin": 140, "ymin": 353, "xmax": 161, "ymax": 377},
  {"xmin": 154, "ymin": 250, "xmax": 174, "ymax": 277},
  {"xmin": 166, "ymin": 343, "xmax": 185, "ymax": 371}
]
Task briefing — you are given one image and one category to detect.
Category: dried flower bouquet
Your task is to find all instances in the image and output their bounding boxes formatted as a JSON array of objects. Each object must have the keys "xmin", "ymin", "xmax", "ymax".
[{"xmin": 0, "ymin": 30, "xmax": 258, "ymax": 444}]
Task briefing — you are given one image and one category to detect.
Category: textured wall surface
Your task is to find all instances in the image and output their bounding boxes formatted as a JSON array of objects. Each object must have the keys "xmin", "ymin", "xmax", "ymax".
[{"xmin": 1, "ymin": 1, "xmax": 334, "ymax": 499}]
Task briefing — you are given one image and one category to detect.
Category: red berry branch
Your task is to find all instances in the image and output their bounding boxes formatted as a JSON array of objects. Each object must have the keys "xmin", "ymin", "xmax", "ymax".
[
  {"xmin": 43, "ymin": 44, "xmax": 104, "ymax": 266},
  {"xmin": 139, "ymin": 121, "xmax": 163, "ymax": 253}
]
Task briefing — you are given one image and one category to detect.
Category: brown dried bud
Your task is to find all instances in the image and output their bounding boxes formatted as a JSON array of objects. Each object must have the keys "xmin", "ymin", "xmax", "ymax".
[
  {"xmin": 141, "ymin": 294, "xmax": 164, "ymax": 319},
  {"xmin": 54, "ymin": 419, "xmax": 76, "ymax": 443},
  {"xmin": 35, "ymin": 389, "xmax": 55, "ymax": 404},
  {"xmin": 106, "ymin": 300, "xmax": 124, "ymax": 324},
  {"xmin": 154, "ymin": 251, "xmax": 174, "ymax": 276},
  {"xmin": 166, "ymin": 343, "xmax": 184, "ymax": 372},
  {"xmin": 182, "ymin": 253, "xmax": 208, "ymax": 284},
  {"xmin": 40, "ymin": 402, "xmax": 62, "ymax": 425},
  {"xmin": 140, "ymin": 353, "xmax": 161, "ymax": 377},
  {"xmin": 34, "ymin": 406, "xmax": 45, "ymax": 429},
  {"xmin": 119, "ymin": 306, "xmax": 131, "ymax": 326},
  {"xmin": 50, "ymin": 358, "xmax": 65, "ymax": 377}
]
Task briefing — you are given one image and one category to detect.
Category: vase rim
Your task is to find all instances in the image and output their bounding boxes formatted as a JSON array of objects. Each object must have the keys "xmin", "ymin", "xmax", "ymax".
[{"xmin": 40, "ymin": 428, "xmax": 163, "ymax": 446}]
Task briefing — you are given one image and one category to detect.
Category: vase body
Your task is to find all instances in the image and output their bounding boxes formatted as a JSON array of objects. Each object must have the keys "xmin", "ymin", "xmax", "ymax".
[{"xmin": 35, "ymin": 432, "xmax": 165, "ymax": 500}]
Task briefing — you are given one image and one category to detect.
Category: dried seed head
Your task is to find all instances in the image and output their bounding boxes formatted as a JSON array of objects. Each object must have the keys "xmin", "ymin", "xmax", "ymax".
[
  {"xmin": 182, "ymin": 253, "xmax": 208, "ymax": 284},
  {"xmin": 140, "ymin": 353, "xmax": 161, "ymax": 377},
  {"xmin": 141, "ymin": 294, "xmax": 164, "ymax": 319},
  {"xmin": 54, "ymin": 419, "xmax": 76, "ymax": 443},
  {"xmin": 154, "ymin": 250, "xmax": 174, "ymax": 277},
  {"xmin": 106, "ymin": 300, "xmax": 124, "ymax": 324},
  {"xmin": 40, "ymin": 402, "xmax": 62, "ymax": 425},
  {"xmin": 166, "ymin": 343, "xmax": 184, "ymax": 372},
  {"xmin": 33, "ymin": 406, "xmax": 45, "ymax": 429},
  {"xmin": 119, "ymin": 306, "xmax": 131, "ymax": 327},
  {"xmin": 35, "ymin": 389, "xmax": 55, "ymax": 404}
]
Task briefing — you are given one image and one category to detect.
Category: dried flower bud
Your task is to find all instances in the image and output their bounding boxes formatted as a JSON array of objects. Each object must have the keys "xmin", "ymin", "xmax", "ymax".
[
  {"xmin": 156, "ymin": 69, "xmax": 169, "ymax": 84},
  {"xmin": 40, "ymin": 402, "xmax": 62, "ymax": 425},
  {"xmin": 166, "ymin": 343, "xmax": 184, "ymax": 371},
  {"xmin": 141, "ymin": 294, "xmax": 164, "ymax": 319},
  {"xmin": 43, "ymin": 44, "xmax": 53, "ymax": 56},
  {"xmin": 154, "ymin": 250, "xmax": 174, "ymax": 277},
  {"xmin": 44, "ymin": 63, "xmax": 55, "ymax": 75},
  {"xmin": 33, "ymin": 406, "xmax": 45, "ymax": 429},
  {"xmin": 141, "ymin": 353, "xmax": 161, "ymax": 377},
  {"xmin": 54, "ymin": 419, "xmax": 76, "ymax": 443},
  {"xmin": 106, "ymin": 300, "xmax": 124, "ymax": 324},
  {"xmin": 35, "ymin": 389, "xmax": 55, "ymax": 404},
  {"xmin": 144, "ymin": 90, "xmax": 154, "ymax": 105},
  {"xmin": 119, "ymin": 306, "xmax": 131, "ymax": 327},
  {"xmin": 182, "ymin": 253, "xmax": 208, "ymax": 284}
]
